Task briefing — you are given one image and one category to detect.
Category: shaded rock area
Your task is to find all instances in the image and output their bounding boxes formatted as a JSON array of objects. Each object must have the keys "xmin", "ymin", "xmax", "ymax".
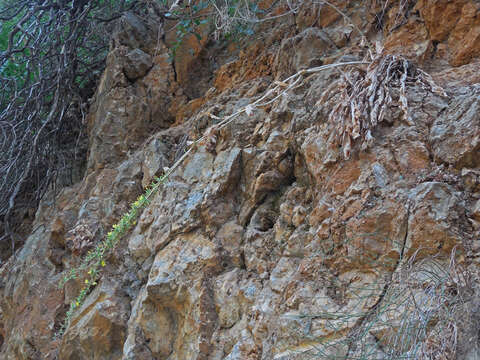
[{"xmin": 1, "ymin": 0, "xmax": 480, "ymax": 359}]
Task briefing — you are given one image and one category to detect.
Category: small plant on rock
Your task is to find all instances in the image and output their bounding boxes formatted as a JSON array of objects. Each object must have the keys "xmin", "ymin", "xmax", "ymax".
[{"xmin": 57, "ymin": 174, "xmax": 167, "ymax": 336}]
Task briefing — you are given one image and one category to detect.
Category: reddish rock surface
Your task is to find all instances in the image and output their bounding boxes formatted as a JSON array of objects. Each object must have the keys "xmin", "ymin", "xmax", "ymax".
[{"xmin": 1, "ymin": 1, "xmax": 480, "ymax": 359}]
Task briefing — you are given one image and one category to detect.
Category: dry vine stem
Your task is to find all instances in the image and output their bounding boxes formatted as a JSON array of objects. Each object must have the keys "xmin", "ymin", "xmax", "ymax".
[
  {"xmin": 161, "ymin": 61, "xmax": 369, "ymax": 181},
  {"xmin": 58, "ymin": 58, "xmax": 350, "ymax": 325}
]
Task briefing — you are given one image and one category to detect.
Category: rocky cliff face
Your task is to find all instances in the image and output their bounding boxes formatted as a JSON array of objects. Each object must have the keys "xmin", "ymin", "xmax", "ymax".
[{"xmin": 1, "ymin": 1, "xmax": 480, "ymax": 359}]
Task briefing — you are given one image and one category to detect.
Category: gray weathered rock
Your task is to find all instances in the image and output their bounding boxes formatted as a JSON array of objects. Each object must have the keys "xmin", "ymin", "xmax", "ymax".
[
  {"xmin": 123, "ymin": 49, "xmax": 153, "ymax": 81},
  {"xmin": 2, "ymin": 2, "xmax": 480, "ymax": 359}
]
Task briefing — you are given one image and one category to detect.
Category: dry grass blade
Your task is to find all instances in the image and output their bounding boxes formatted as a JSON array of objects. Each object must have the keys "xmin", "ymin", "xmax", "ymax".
[{"xmin": 301, "ymin": 246, "xmax": 473, "ymax": 359}]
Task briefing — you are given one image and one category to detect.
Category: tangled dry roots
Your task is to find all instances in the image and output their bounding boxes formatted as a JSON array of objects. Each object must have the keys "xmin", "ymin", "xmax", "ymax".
[{"xmin": 319, "ymin": 52, "xmax": 446, "ymax": 158}]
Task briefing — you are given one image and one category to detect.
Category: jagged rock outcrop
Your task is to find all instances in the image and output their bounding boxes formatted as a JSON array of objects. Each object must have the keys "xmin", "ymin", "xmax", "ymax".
[{"xmin": 1, "ymin": 1, "xmax": 480, "ymax": 359}]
